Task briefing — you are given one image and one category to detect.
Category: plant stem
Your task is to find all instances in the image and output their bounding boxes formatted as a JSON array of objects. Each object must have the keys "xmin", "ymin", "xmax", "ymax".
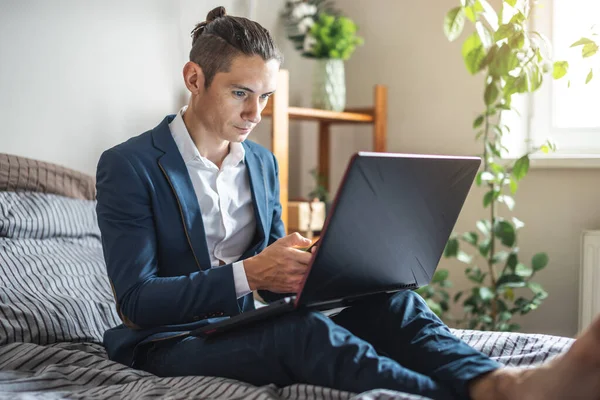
[{"xmin": 483, "ymin": 93, "xmax": 498, "ymax": 327}]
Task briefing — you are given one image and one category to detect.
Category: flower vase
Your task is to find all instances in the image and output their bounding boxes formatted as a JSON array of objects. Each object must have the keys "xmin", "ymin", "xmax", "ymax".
[{"xmin": 312, "ymin": 59, "xmax": 346, "ymax": 112}]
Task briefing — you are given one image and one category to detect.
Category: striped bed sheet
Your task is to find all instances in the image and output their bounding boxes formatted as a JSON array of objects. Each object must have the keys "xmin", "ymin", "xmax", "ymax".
[
  {"xmin": 0, "ymin": 330, "xmax": 572, "ymax": 400},
  {"xmin": 0, "ymin": 192, "xmax": 574, "ymax": 399}
]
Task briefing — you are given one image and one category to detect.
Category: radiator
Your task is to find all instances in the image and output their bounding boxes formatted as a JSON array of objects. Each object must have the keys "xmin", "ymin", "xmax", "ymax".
[{"xmin": 580, "ymin": 230, "xmax": 600, "ymax": 333}]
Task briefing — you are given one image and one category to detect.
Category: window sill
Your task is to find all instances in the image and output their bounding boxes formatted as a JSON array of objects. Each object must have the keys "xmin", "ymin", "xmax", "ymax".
[{"xmin": 505, "ymin": 154, "xmax": 600, "ymax": 169}]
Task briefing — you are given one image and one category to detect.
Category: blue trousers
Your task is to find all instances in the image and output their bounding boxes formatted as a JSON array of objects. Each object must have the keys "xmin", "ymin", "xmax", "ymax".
[{"xmin": 138, "ymin": 291, "xmax": 501, "ymax": 399}]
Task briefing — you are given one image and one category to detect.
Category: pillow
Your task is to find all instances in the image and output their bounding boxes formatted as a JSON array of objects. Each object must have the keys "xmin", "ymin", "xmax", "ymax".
[
  {"xmin": 0, "ymin": 153, "xmax": 95, "ymax": 200},
  {"xmin": 0, "ymin": 191, "xmax": 100, "ymax": 239},
  {"xmin": 0, "ymin": 192, "xmax": 120, "ymax": 346}
]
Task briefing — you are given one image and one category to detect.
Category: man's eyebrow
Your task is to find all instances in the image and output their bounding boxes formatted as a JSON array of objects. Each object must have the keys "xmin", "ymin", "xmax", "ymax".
[{"xmin": 231, "ymin": 84, "xmax": 275, "ymax": 95}]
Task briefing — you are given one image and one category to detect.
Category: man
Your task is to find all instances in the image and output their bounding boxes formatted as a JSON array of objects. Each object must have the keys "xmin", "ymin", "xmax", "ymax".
[{"xmin": 96, "ymin": 6, "xmax": 600, "ymax": 400}]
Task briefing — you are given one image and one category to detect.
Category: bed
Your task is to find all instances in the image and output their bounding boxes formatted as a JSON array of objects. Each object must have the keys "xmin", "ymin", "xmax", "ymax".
[{"xmin": 0, "ymin": 153, "xmax": 574, "ymax": 400}]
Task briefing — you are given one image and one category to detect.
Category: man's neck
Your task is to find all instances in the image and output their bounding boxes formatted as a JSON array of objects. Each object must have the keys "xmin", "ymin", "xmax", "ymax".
[{"xmin": 182, "ymin": 108, "xmax": 229, "ymax": 168}]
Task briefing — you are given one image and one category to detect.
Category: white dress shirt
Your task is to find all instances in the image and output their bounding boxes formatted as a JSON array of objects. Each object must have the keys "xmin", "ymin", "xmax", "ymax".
[{"xmin": 169, "ymin": 106, "xmax": 255, "ymax": 299}]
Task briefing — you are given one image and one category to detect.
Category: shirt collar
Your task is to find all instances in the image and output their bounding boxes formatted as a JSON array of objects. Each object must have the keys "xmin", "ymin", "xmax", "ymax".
[{"xmin": 169, "ymin": 106, "xmax": 245, "ymax": 167}]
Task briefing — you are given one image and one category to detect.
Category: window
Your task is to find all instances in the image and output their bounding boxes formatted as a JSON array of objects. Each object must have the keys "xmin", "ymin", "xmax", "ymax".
[{"xmin": 528, "ymin": 0, "xmax": 600, "ymax": 156}]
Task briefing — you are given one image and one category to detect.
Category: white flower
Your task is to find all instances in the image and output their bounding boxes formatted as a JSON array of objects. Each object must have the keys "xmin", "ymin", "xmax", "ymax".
[
  {"xmin": 303, "ymin": 34, "xmax": 317, "ymax": 53},
  {"xmin": 297, "ymin": 17, "xmax": 314, "ymax": 34},
  {"xmin": 292, "ymin": 3, "xmax": 316, "ymax": 20}
]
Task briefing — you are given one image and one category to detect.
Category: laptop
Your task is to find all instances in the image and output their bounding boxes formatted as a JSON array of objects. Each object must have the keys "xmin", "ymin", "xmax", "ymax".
[{"xmin": 190, "ymin": 152, "xmax": 481, "ymax": 337}]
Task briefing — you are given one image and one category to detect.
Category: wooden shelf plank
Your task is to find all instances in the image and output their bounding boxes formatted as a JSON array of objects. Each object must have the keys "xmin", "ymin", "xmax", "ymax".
[
  {"xmin": 288, "ymin": 107, "xmax": 374, "ymax": 123},
  {"xmin": 263, "ymin": 104, "xmax": 374, "ymax": 124}
]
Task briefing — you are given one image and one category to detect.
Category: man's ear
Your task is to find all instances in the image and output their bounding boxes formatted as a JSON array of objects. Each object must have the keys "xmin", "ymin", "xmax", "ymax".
[{"xmin": 183, "ymin": 62, "xmax": 205, "ymax": 95}]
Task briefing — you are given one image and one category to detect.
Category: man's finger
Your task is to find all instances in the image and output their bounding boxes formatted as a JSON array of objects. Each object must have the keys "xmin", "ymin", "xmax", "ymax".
[
  {"xmin": 288, "ymin": 262, "xmax": 310, "ymax": 275},
  {"xmin": 280, "ymin": 232, "xmax": 312, "ymax": 247},
  {"xmin": 288, "ymin": 248, "xmax": 312, "ymax": 263}
]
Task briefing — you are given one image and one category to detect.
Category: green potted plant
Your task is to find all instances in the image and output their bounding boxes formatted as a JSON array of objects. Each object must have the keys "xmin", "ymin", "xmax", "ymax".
[
  {"xmin": 420, "ymin": 0, "xmax": 600, "ymax": 331},
  {"xmin": 282, "ymin": 0, "xmax": 364, "ymax": 111},
  {"xmin": 416, "ymin": 0, "xmax": 566, "ymax": 331}
]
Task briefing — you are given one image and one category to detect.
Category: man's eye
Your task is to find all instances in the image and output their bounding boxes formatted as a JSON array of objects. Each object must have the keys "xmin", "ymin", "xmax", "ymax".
[
  {"xmin": 233, "ymin": 91, "xmax": 246, "ymax": 98},
  {"xmin": 260, "ymin": 94, "xmax": 272, "ymax": 100}
]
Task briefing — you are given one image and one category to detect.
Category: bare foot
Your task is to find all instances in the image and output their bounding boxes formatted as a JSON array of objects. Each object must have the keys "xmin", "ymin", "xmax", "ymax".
[{"xmin": 471, "ymin": 316, "xmax": 600, "ymax": 400}]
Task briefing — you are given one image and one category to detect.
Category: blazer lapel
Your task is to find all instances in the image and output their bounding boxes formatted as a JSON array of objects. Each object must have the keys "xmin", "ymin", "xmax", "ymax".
[
  {"xmin": 152, "ymin": 116, "xmax": 212, "ymax": 271},
  {"xmin": 243, "ymin": 143, "xmax": 267, "ymax": 246}
]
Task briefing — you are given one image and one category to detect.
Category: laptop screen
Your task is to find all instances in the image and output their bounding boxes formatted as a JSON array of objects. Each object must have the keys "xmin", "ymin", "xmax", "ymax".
[{"xmin": 296, "ymin": 152, "xmax": 480, "ymax": 306}]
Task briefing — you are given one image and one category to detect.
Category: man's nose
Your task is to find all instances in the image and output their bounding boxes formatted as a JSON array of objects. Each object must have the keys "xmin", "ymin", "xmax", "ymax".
[{"xmin": 243, "ymin": 99, "xmax": 261, "ymax": 124}]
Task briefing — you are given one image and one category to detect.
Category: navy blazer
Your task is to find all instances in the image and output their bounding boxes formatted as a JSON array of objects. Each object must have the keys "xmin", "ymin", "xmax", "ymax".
[{"xmin": 96, "ymin": 115, "xmax": 285, "ymax": 367}]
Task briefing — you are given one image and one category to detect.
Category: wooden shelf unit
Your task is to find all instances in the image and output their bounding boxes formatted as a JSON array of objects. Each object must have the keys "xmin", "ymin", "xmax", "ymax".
[{"xmin": 262, "ymin": 69, "xmax": 388, "ymax": 229}]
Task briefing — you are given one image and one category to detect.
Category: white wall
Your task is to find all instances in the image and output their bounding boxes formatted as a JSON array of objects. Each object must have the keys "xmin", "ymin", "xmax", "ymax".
[{"xmin": 0, "ymin": 0, "xmax": 237, "ymax": 176}]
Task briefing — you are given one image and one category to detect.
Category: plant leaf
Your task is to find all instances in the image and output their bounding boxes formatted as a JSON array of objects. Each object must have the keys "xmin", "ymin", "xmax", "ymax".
[
  {"xmin": 527, "ymin": 282, "xmax": 548, "ymax": 299},
  {"xmin": 478, "ymin": 0, "xmax": 498, "ymax": 30},
  {"xmin": 509, "ymin": 31, "xmax": 525, "ymax": 49},
  {"xmin": 457, "ymin": 251, "xmax": 473, "ymax": 264},
  {"xmin": 528, "ymin": 63, "xmax": 543, "ymax": 91},
  {"xmin": 509, "ymin": 10, "xmax": 525, "ymax": 24},
  {"xmin": 508, "ymin": 323, "xmax": 521, "ymax": 331},
  {"xmin": 473, "ymin": 115, "xmax": 485, "ymax": 128},
  {"xmin": 515, "ymin": 263, "xmax": 533, "ymax": 277},
  {"xmin": 582, "ymin": 42, "xmax": 599, "ymax": 58},
  {"xmin": 496, "ymin": 274, "xmax": 526, "ymax": 288},
  {"xmin": 480, "ymin": 171, "xmax": 495, "ymax": 181},
  {"xmin": 494, "ymin": 23, "xmax": 516, "ymax": 41},
  {"xmin": 462, "ymin": 32, "xmax": 486, "ymax": 74},
  {"xmin": 464, "ymin": 4, "xmax": 477, "ymax": 23},
  {"xmin": 476, "ymin": 21, "xmax": 493, "ymax": 48},
  {"xmin": 586, "ymin": 68, "xmax": 594, "ymax": 84},
  {"xmin": 552, "ymin": 61, "xmax": 569, "ymax": 80},
  {"xmin": 512, "ymin": 155, "xmax": 529, "ymax": 180},
  {"xmin": 462, "ymin": 231, "xmax": 479, "ymax": 245},
  {"xmin": 454, "ymin": 291, "xmax": 464, "ymax": 303},
  {"xmin": 484, "ymin": 81, "xmax": 499, "ymax": 105},
  {"xmin": 478, "ymin": 239, "xmax": 491, "ymax": 258},
  {"xmin": 505, "ymin": 252, "xmax": 518, "ymax": 269},
  {"xmin": 570, "ymin": 37, "xmax": 596, "ymax": 47},
  {"xmin": 444, "ymin": 7, "xmax": 466, "ymax": 42},
  {"xmin": 491, "ymin": 250, "xmax": 509, "ymax": 264},
  {"xmin": 475, "ymin": 170, "xmax": 484, "ymax": 186},
  {"xmin": 500, "ymin": 195, "xmax": 515, "ymax": 210},
  {"xmin": 494, "ymin": 220, "xmax": 516, "ymax": 247},
  {"xmin": 505, "ymin": 0, "xmax": 517, "ymax": 7},
  {"xmin": 512, "ymin": 217, "xmax": 525, "ymax": 229},
  {"xmin": 532, "ymin": 252, "xmax": 549, "ymax": 271},
  {"xmin": 432, "ymin": 269, "xmax": 450, "ymax": 283},
  {"xmin": 445, "ymin": 237, "xmax": 459, "ymax": 257},
  {"xmin": 480, "ymin": 44, "xmax": 499, "ymax": 70},
  {"xmin": 509, "ymin": 176, "xmax": 518, "ymax": 194},
  {"xmin": 483, "ymin": 190, "xmax": 495, "ymax": 207},
  {"xmin": 479, "ymin": 287, "xmax": 494, "ymax": 301},
  {"xmin": 476, "ymin": 219, "xmax": 491, "ymax": 235},
  {"xmin": 499, "ymin": 311, "xmax": 512, "ymax": 321}
]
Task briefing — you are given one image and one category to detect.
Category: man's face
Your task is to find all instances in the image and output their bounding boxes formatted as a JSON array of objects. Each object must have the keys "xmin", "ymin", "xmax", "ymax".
[{"xmin": 194, "ymin": 54, "xmax": 279, "ymax": 143}]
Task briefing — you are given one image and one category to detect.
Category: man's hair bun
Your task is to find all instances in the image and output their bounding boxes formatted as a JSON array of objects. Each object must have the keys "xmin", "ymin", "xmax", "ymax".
[
  {"xmin": 191, "ymin": 6, "xmax": 228, "ymax": 45},
  {"xmin": 206, "ymin": 6, "xmax": 227, "ymax": 22}
]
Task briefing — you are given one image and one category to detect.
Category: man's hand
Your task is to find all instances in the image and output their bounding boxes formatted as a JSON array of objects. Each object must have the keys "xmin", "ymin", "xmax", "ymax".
[{"xmin": 244, "ymin": 233, "xmax": 314, "ymax": 293}]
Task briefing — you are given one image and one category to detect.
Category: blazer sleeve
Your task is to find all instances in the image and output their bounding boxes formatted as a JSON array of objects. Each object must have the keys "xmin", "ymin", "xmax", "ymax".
[
  {"xmin": 258, "ymin": 153, "xmax": 292, "ymax": 304},
  {"xmin": 96, "ymin": 148, "xmax": 241, "ymax": 329}
]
